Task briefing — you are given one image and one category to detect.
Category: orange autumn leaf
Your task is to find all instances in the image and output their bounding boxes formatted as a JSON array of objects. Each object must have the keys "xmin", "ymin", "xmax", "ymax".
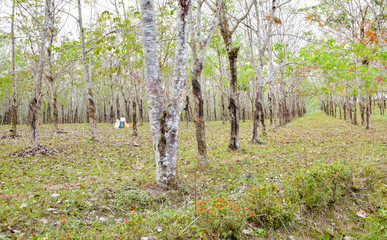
[{"xmin": 376, "ymin": 76, "xmax": 385, "ymax": 84}]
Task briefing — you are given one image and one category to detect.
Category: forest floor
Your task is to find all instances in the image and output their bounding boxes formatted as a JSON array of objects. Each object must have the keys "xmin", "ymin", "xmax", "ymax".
[{"xmin": 0, "ymin": 111, "xmax": 386, "ymax": 239}]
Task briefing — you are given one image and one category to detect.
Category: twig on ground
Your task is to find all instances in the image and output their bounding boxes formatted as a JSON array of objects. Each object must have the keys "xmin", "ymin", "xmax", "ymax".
[{"xmin": 181, "ymin": 215, "xmax": 201, "ymax": 233}]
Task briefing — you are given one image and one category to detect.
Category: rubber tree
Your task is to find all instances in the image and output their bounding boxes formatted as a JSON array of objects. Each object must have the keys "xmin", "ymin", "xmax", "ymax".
[
  {"xmin": 217, "ymin": 0, "xmax": 254, "ymax": 150},
  {"xmin": 11, "ymin": 0, "xmax": 17, "ymax": 137},
  {"xmin": 248, "ymin": 0, "xmax": 277, "ymax": 144},
  {"xmin": 77, "ymin": 0, "xmax": 97, "ymax": 140},
  {"xmin": 189, "ymin": 0, "xmax": 221, "ymax": 168},
  {"xmin": 46, "ymin": 0, "xmax": 61, "ymax": 132},
  {"xmin": 29, "ymin": 0, "xmax": 49, "ymax": 148},
  {"xmin": 141, "ymin": 0, "xmax": 191, "ymax": 188}
]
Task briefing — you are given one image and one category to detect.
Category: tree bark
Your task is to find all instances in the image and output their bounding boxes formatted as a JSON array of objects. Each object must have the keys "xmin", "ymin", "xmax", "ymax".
[
  {"xmin": 185, "ymin": 94, "xmax": 189, "ymax": 129},
  {"xmin": 353, "ymin": 96, "xmax": 357, "ymax": 125},
  {"xmin": 110, "ymin": 81, "xmax": 115, "ymax": 123},
  {"xmin": 139, "ymin": 99, "xmax": 143, "ymax": 125},
  {"xmin": 218, "ymin": 0, "xmax": 242, "ymax": 150},
  {"xmin": 103, "ymin": 102, "xmax": 107, "ymax": 122},
  {"xmin": 141, "ymin": 0, "xmax": 191, "ymax": 188},
  {"xmin": 365, "ymin": 93, "xmax": 371, "ymax": 129},
  {"xmin": 132, "ymin": 100, "xmax": 137, "ymax": 136},
  {"xmin": 11, "ymin": 0, "xmax": 17, "ymax": 137},
  {"xmin": 279, "ymin": 59, "xmax": 288, "ymax": 125},
  {"xmin": 78, "ymin": 0, "xmax": 97, "ymax": 140},
  {"xmin": 47, "ymin": 0, "xmax": 60, "ymax": 132},
  {"xmin": 29, "ymin": 0, "xmax": 49, "ymax": 148},
  {"xmin": 213, "ymin": 93, "xmax": 217, "ymax": 121},
  {"xmin": 359, "ymin": 94, "xmax": 365, "ymax": 125},
  {"xmin": 189, "ymin": 0, "xmax": 220, "ymax": 167},
  {"xmin": 343, "ymin": 98, "xmax": 347, "ymax": 120},
  {"xmin": 142, "ymin": 0, "xmax": 166, "ymax": 187},
  {"xmin": 221, "ymin": 92, "xmax": 225, "ymax": 124},
  {"xmin": 378, "ymin": 91, "xmax": 384, "ymax": 115},
  {"xmin": 164, "ymin": 0, "xmax": 191, "ymax": 183},
  {"xmin": 226, "ymin": 48, "xmax": 240, "ymax": 150},
  {"xmin": 218, "ymin": 0, "xmax": 252, "ymax": 150},
  {"xmin": 46, "ymin": 102, "xmax": 51, "ymax": 123},
  {"xmin": 191, "ymin": 60, "xmax": 208, "ymax": 167},
  {"xmin": 206, "ymin": 97, "xmax": 210, "ymax": 121},
  {"xmin": 116, "ymin": 90, "xmax": 121, "ymax": 119},
  {"xmin": 249, "ymin": 0, "xmax": 269, "ymax": 143},
  {"xmin": 68, "ymin": 80, "xmax": 73, "ymax": 123}
]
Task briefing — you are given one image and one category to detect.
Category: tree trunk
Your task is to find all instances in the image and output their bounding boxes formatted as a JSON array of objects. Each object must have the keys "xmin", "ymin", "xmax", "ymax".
[
  {"xmin": 226, "ymin": 49, "xmax": 240, "ymax": 150},
  {"xmin": 353, "ymin": 96, "xmax": 357, "ymax": 125},
  {"xmin": 191, "ymin": 61, "xmax": 208, "ymax": 167},
  {"xmin": 163, "ymin": 0, "xmax": 191, "ymax": 186},
  {"xmin": 128, "ymin": 100, "xmax": 132, "ymax": 122},
  {"xmin": 11, "ymin": 0, "xmax": 17, "ymax": 137},
  {"xmin": 29, "ymin": 0, "xmax": 49, "ymax": 148},
  {"xmin": 110, "ymin": 85, "xmax": 115, "ymax": 123},
  {"xmin": 268, "ymin": 87, "xmax": 274, "ymax": 130},
  {"xmin": 116, "ymin": 90, "xmax": 121, "ymax": 119},
  {"xmin": 142, "ymin": 0, "xmax": 166, "ymax": 187},
  {"xmin": 103, "ymin": 102, "xmax": 107, "ymax": 122},
  {"xmin": 378, "ymin": 91, "xmax": 384, "ymax": 115},
  {"xmin": 242, "ymin": 105, "xmax": 245, "ymax": 123},
  {"xmin": 251, "ymin": 91, "xmax": 264, "ymax": 144},
  {"xmin": 185, "ymin": 95, "xmax": 189, "ymax": 129},
  {"xmin": 132, "ymin": 100, "xmax": 138, "ymax": 136},
  {"xmin": 189, "ymin": 0, "xmax": 220, "ymax": 167},
  {"xmin": 349, "ymin": 101, "xmax": 353, "ymax": 123},
  {"xmin": 141, "ymin": 0, "xmax": 191, "ymax": 188},
  {"xmin": 46, "ymin": 101, "xmax": 51, "ymax": 124},
  {"xmin": 218, "ymin": 50, "xmax": 226, "ymax": 125},
  {"xmin": 279, "ymin": 60, "xmax": 288, "ymax": 125},
  {"xmin": 365, "ymin": 93, "xmax": 371, "ymax": 129},
  {"xmin": 213, "ymin": 94, "xmax": 217, "ymax": 121},
  {"xmin": 78, "ymin": 0, "xmax": 97, "ymax": 140},
  {"xmin": 68, "ymin": 81, "xmax": 73, "ymax": 123},
  {"xmin": 46, "ymin": 0, "xmax": 60, "ymax": 132},
  {"xmin": 206, "ymin": 97, "xmax": 210, "ymax": 122},
  {"xmin": 221, "ymin": 92, "xmax": 225, "ymax": 124},
  {"xmin": 268, "ymin": 40, "xmax": 275, "ymax": 130},
  {"xmin": 123, "ymin": 97, "xmax": 129, "ymax": 122},
  {"xmin": 359, "ymin": 94, "xmax": 365, "ymax": 125},
  {"xmin": 343, "ymin": 98, "xmax": 347, "ymax": 120},
  {"xmin": 74, "ymin": 107, "xmax": 78, "ymax": 123},
  {"xmin": 218, "ymin": 0, "xmax": 245, "ymax": 150},
  {"xmin": 139, "ymin": 99, "xmax": 143, "ymax": 125}
]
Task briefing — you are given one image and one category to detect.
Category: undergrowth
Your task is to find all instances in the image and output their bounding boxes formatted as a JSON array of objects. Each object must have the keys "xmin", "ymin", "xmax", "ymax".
[{"xmin": 0, "ymin": 111, "xmax": 386, "ymax": 239}]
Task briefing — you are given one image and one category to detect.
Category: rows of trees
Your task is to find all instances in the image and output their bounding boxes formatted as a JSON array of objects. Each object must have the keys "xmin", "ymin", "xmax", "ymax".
[
  {"xmin": 0, "ymin": 0, "xmax": 385, "ymax": 188},
  {"xmin": 301, "ymin": 0, "xmax": 387, "ymax": 129}
]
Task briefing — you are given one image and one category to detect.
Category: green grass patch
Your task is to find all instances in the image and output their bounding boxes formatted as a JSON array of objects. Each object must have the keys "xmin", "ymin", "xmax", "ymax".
[{"xmin": 0, "ymin": 111, "xmax": 386, "ymax": 239}]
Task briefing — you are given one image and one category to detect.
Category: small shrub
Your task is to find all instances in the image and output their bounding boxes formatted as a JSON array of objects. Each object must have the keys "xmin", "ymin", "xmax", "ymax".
[
  {"xmin": 291, "ymin": 160, "xmax": 353, "ymax": 209},
  {"xmin": 245, "ymin": 183, "xmax": 298, "ymax": 229},
  {"xmin": 194, "ymin": 198, "xmax": 248, "ymax": 239}
]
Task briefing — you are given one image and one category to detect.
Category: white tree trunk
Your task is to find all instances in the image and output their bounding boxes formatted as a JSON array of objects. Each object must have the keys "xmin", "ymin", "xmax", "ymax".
[
  {"xmin": 164, "ymin": 0, "xmax": 191, "ymax": 184},
  {"xmin": 142, "ymin": 0, "xmax": 191, "ymax": 188},
  {"xmin": 141, "ymin": 0, "xmax": 165, "ymax": 186}
]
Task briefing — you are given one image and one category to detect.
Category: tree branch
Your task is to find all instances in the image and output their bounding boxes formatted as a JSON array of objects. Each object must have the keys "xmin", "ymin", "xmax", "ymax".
[{"xmin": 230, "ymin": 0, "xmax": 255, "ymax": 35}]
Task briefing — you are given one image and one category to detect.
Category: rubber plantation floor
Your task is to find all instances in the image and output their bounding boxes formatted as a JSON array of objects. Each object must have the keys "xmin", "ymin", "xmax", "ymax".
[{"xmin": 0, "ymin": 111, "xmax": 386, "ymax": 239}]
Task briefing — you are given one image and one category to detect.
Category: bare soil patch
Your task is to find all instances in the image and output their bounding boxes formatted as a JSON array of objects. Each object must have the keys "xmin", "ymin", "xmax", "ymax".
[{"xmin": 10, "ymin": 145, "xmax": 59, "ymax": 157}]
